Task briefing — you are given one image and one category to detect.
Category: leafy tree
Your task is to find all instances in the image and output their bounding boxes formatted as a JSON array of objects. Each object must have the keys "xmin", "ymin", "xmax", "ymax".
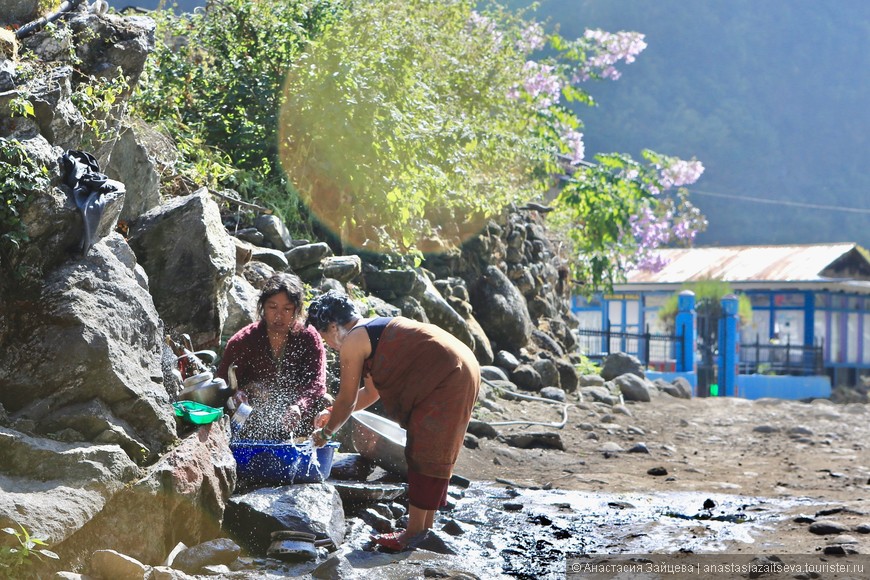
[
  {"xmin": 131, "ymin": 0, "xmax": 345, "ymax": 227},
  {"xmin": 134, "ymin": 0, "xmax": 707, "ymax": 287},
  {"xmin": 655, "ymin": 278, "xmax": 752, "ymax": 333},
  {"xmin": 280, "ymin": 0, "xmax": 706, "ymax": 277}
]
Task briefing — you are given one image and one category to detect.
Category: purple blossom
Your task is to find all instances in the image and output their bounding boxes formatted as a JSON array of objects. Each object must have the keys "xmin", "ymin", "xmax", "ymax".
[
  {"xmin": 577, "ymin": 29, "xmax": 647, "ymax": 82},
  {"xmin": 658, "ymin": 159, "xmax": 705, "ymax": 188},
  {"xmin": 517, "ymin": 22, "xmax": 545, "ymax": 52},
  {"xmin": 561, "ymin": 127, "xmax": 585, "ymax": 164},
  {"xmin": 522, "ymin": 61, "xmax": 562, "ymax": 109},
  {"xmin": 468, "ymin": 11, "xmax": 503, "ymax": 46}
]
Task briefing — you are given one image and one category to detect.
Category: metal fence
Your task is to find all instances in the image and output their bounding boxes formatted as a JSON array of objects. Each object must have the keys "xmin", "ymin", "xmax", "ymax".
[
  {"xmin": 738, "ymin": 336, "xmax": 824, "ymax": 376},
  {"xmin": 575, "ymin": 325, "xmax": 683, "ymax": 370}
]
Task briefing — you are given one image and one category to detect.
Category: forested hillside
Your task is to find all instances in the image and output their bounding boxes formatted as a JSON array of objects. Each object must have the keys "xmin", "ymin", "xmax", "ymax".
[{"xmin": 514, "ymin": 0, "xmax": 870, "ymax": 247}]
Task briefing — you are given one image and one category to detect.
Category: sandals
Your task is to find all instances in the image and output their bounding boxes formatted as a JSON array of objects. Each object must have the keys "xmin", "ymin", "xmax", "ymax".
[{"xmin": 371, "ymin": 531, "xmax": 406, "ymax": 551}]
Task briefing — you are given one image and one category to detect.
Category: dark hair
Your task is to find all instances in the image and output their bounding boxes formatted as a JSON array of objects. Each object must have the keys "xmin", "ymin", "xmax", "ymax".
[
  {"xmin": 306, "ymin": 290, "xmax": 360, "ymax": 331},
  {"xmin": 257, "ymin": 273, "xmax": 305, "ymax": 321}
]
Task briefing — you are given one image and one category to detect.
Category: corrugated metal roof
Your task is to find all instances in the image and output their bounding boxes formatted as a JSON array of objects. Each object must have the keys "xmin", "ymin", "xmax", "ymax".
[{"xmin": 625, "ymin": 243, "xmax": 863, "ymax": 284}]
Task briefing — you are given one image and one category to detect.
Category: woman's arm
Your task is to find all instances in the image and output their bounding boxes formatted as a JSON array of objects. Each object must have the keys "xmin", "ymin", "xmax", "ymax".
[
  {"xmin": 354, "ymin": 375, "xmax": 381, "ymax": 411},
  {"xmin": 313, "ymin": 328, "xmax": 370, "ymax": 445}
]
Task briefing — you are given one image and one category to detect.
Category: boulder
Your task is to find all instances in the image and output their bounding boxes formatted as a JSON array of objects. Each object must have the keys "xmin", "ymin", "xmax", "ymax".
[
  {"xmin": 469, "ymin": 265, "xmax": 533, "ymax": 352},
  {"xmin": 601, "ymin": 352, "xmax": 645, "ymax": 381},
  {"xmin": 54, "ymin": 421, "xmax": 235, "ymax": 568},
  {"xmin": 285, "ymin": 242, "xmax": 332, "ymax": 271},
  {"xmin": 128, "ymin": 190, "xmax": 235, "ymax": 348},
  {"xmin": 416, "ymin": 271, "xmax": 475, "ymax": 351},
  {"xmin": 322, "ymin": 255, "xmax": 362, "ymax": 284},
  {"xmin": 225, "ymin": 275, "xmax": 258, "ymax": 337},
  {"xmin": 224, "ymin": 484, "xmax": 345, "ymax": 556},
  {"xmin": 614, "ymin": 373, "xmax": 652, "ymax": 403},
  {"xmin": 253, "ymin": 214, "xmax": 292, "ymax": 251},
  {"xmin": 0, "ymin": 236, "xmax": 175, "ymax": 458},
  {"xmin": 103, "ymin": 118, "xmax": 162, "ymax": 222}
]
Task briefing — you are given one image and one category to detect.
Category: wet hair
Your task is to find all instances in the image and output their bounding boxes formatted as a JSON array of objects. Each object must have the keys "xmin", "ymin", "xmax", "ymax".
[
  {"xmin": 306, "ymin": 290, "xmax": 360, "ymax": 331},
  {"xmin": 257, "ymin": 272, "xmax": 305, "ymax": 321}
]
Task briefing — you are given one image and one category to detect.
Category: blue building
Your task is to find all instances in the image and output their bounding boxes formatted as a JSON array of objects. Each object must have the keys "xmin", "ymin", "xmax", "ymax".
[{"xmin": 572, "ymin": 243, "xmax": 870, "ymax": 387}]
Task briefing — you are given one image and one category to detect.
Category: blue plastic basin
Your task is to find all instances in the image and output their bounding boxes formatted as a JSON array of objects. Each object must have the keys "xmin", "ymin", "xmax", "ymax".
[{"xmin": 230, "ymin": 440, "xmax": 339, "ymax": 485}]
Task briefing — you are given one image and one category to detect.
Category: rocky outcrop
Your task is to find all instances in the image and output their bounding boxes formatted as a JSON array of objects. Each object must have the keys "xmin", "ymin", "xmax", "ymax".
[
  {"xmin": 128, "ymin": 190, "xmax": 236, "ymax": 348},
  {"xmin": 0, "ymin": 8, "xmax": 236, "ymax": 575}
]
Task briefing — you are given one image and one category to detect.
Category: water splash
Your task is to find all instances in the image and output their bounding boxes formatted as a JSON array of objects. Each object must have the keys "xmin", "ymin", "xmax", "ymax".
[{"xmin": 296, "ymin": 439, "xmax": 321, "ymax": 472}]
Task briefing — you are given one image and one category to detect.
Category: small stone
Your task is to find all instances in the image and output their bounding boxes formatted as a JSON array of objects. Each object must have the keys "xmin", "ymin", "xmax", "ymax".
[
  {"xmin": 647, "ymin": 467, "xmax": 668, "ymax": 476},
  {"xmin": 627, "ymin": 443, "xmax": 650, "ymax": 454},
  {"xmin": 808, "ymin": 520, "xmax": 850, "ymax": 535},
  {"xmin": 752, "ymin": 425, "xmax": 780, "ymax": 434},
  {"xmin": 503, "ymin": 502, "xmax": 524, "ymax": 512}
]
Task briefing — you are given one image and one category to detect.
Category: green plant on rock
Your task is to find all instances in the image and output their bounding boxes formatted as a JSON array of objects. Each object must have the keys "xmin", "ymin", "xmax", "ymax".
[
  {"xmin": 0, "ymin": 523, "xmax": 59, "ymax": 578},
  {"xmin": 70, "ymin": 74, "xmax": 130, "ymax": 149},
  {"xmin": 0, "ymin": 138, "xmax": 50, "ymax": 273}
]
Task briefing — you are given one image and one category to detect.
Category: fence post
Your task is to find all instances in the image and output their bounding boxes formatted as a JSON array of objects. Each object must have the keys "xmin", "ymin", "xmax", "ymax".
[
  {"xmin": 718, "ymin": 294, "xmax": 739, "ymax": 397},
  {"xmin": 675, "ymin": 290, "xmax": 696, "ymax": 373},
  {"xmin": 643, "ymin": 325, "xmax": 651, "ymax": 367}
]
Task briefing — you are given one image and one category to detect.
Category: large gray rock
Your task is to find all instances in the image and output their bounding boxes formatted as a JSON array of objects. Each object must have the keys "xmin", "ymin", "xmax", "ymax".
[
  {"xmin": 322, "ymin": 255, "xmax": 362, "ymax": 284},
  {"xmin": 63, "ymin": 11, "xmax": 155, "ymax": 86},
  {"xmin": 364, "ymin": 268, "xmax": 419, "ymax": 299},
  {"xmin": 285, "ymin": 242, "xmax": 332, "ymax": 271},
  {"xmin": 416, "ymin": 271, "xmax": 475, "ymax": 351},
  {"xmin": 54, "ymin": 421, "xmax": 236, "ymax": 568},
  {"xmin": 253, "ymin": 214, "xmax": 292, "ymax": 251},
  {"xmin": 104, "ymin": 119, "xmax": 162, "ymax": 222},
  {"xmin": 0, "ymin": 428, "xmax": 140, "ymax": 546},
  {"xmin": 225, "ymin": 275, "xmax": 258, "ymax": 337},
  {"xmin": 0, "ymin": 236, "xmax": 175, "ymax": 458},
  {"xmin": 614, "ymin": 373, "xmax": 653, "ymax": 403},
  {"xmin": 225, "ymin": 484, "xmax": 345, "ymax": 556},
  {"xmin": 469, "ymin": 265, "xmax": 533, "ymax": 353},
  {"xmin": 0, "ymin": 0, "xmax": 41, "ymax": 26},
  {"xmin": 128, "ymin": 190, "xmax": 235, "ymax": 348},
  {"xmin": 600, "ymin": 352, "xmax": 646, "ymax": 381}
]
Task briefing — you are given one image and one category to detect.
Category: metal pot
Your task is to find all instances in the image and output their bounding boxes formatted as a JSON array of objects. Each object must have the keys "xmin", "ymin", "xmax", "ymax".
[
  {"xmin": 349, "ymin": 410, "xmax": 408, "ymax": 476},
  {"xmin": 179, "ymin": 373, "xmax": 232, "ymax": 408}
]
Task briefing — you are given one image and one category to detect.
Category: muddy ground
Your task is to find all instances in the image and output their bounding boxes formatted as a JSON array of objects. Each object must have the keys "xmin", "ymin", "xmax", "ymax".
[
  {"xmin": 456, "ymin": 390, "xmax": 870, "ymax": 557},
  {"xmin": 224, "ymin": 389, "xmax": 870, "ymax": 579}
]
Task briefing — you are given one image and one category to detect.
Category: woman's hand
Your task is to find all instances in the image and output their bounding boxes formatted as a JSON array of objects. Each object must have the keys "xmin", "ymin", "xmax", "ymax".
[
  {"xmin": 311, "ymin": 428, "xmax": 329, "ymax": 448},
  {"xmin": 313, "ymin": 407, "xmax": 332, "ymax": 429}
]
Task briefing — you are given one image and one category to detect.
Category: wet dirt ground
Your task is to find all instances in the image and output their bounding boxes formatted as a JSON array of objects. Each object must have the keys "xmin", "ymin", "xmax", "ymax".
[{"xmin": 223, "ymin": 391, "xmax": 870, "ymax": 578}]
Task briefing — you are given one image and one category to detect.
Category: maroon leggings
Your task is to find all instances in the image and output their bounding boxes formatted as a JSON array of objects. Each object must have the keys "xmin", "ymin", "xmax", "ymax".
[{"xmin": 407, "ymin": 470, "xmax": 450, "ymax": 510}]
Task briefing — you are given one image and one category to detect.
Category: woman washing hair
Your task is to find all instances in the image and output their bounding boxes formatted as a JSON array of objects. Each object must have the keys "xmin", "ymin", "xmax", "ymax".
[{"xmin": 306, "ymin": 290, "xmax": 480, "ymax": 550}]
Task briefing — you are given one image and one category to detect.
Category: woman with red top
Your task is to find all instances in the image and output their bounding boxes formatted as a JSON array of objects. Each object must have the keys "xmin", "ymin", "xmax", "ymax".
[
  {"xmin": 306, "ymin": 290, "xmax": 480, "ymax": 550},
  {"xmin": 216, "ymin": 273, "xmax": 326, "ymax": 439}
]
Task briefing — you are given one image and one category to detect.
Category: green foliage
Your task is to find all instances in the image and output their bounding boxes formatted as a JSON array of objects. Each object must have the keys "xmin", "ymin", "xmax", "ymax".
[
  {"xmin": 133, "ymin": 0, "xmax": 704, "ymax": 286},
  {"xmin": 0, "ymin": 523, "xmax": 59, "ymax": 578},
  {"xmin": 552, "ymin": 152, "xmax": 654, "ymax": 289},
  {"xmin": 131, "ymin": 0, "xmax": 344, "ymax": 233},
  {"xmin": 655, "ymin": 278, "xmax": 753, "ymax": 332},
  {"xmin": 70, "ymin": 74, "xmax": 130, "ymax": 149},
  {"xmin": 0, "ymin": 139, "xmax": 50, "ymax": 271},
  {"xmin": 280, "ymin": 0, "xmax": 549, "ymax": 253},
  {"xmin": 574, "ymin": 353, "xmax": 601, "ymax": 376}
]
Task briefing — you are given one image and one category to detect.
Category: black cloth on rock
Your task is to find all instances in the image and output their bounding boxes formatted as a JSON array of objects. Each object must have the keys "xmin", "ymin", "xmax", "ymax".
[{"xmin": 61, "ymin": 150, "xmax": 118, "ymax": 255}]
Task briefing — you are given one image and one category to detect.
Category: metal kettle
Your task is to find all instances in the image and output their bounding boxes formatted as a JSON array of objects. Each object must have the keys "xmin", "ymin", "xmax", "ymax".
[{"xmin": 178, "ymin": 371, "xmax": 233, "ymax": 408}]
